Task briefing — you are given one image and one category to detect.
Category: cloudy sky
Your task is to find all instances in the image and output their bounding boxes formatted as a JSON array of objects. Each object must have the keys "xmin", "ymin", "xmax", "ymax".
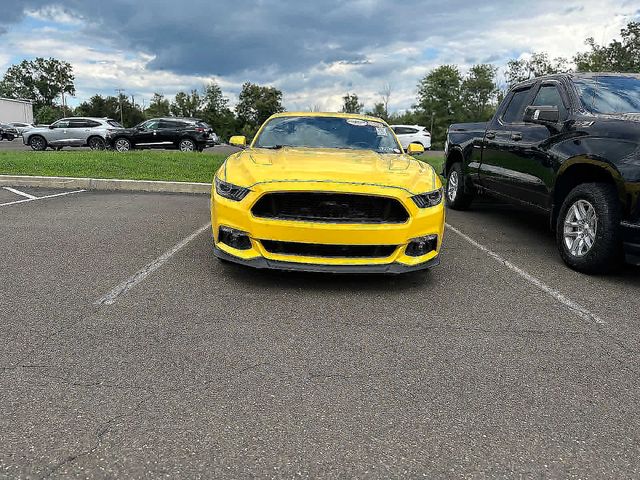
[{"xmin": 1, "ymin": 1, "xmax": 638, "ymax": 112}]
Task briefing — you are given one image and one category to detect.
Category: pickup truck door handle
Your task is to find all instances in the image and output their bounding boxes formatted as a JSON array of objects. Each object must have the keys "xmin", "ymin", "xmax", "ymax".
[
  {"xmin": 511, "ymin": 133, "xmax": 522, "ymax": 141},
  {"xmin": 485, "ymin": 131, "xmax": 496, "ymax": 139}
]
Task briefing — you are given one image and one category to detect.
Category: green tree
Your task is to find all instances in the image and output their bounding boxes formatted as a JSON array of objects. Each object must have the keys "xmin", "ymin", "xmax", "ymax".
[
  {"xmin": 365, "ymin": 102, "xmax": 388, "ymax": 120},
  {"xmin": 0, "ymin": 57, "xmax": 75, "ymax": 110},
  {"xmin": 461, "ymin": 64, "xmax": 499, "ymax": 121},
  {"xmin": 145, "ymin": 93, "xmax": 171, "ymax": 118},
  {"xmin": 235, "ymin": 82, "xmax": 285, "ymax": 137},
  {"xmin": 75, "ymin": 94, "xmax": 144, "ymax": 127},
  {"xmin": 574, "ymin": 21, "xmax": 640, "ymax": 72},
  {"xmin": 171, "ymin": 90, "xmax": 203, "ymax": 117},
  {"xmin": 341, "ymin": 93, "xmax": 364, "ymax": 114},
  {"xmin": 416, "ymin": 65, "xmax": 463, "ymax": 145},
  {"xmin": 200, "ymin": 82, "xmax": 236, "ymax": 141},
  {"xmin": 35, "ymin": 105, "xmax": 64, "ymax": 124},
  {"xmin": 505, "ymin": 52, "xmax": 571, "ymax": 86}
]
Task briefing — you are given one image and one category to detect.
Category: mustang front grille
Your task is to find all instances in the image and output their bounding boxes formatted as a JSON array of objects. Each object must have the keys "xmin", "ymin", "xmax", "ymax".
[
  {"xmin": 260, "ymin": 240, "xmax": 397, "ymax": 258},
  {"xmin": 251, "ymin": 192, "xmax": 409, "ymax": 224}
]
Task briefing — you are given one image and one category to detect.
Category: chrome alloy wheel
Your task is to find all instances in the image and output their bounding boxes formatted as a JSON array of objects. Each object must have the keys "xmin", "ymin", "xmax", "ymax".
[
  {"xmin": 563, "ymin": 199, "xmax": 598, "ymax": 257},
  {"xmin": 447, "ymin": 170, "xmax": 459, "ymax": 203},
  {"xmin": 115, "ymin": 138, "xmax": 131, "ymax": 152},
  {"xmin": 179, "ymin": 139, "xmax": 195, "ymax": 152}
]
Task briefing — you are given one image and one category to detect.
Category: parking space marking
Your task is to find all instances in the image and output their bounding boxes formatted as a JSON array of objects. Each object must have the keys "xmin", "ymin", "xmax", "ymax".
[
  {"xmin": 0, "ymin": 189, "xmax": 86, "ymax": 207},
  {"xmin": 3, "ymin": 187, "xmax": 37, "ymax": 199},
  {"xmin": 446, "ymin": 222, "xmax": 606, "ymax": 326},
  {"xmin": 95, "ymin": 223, "xmax": 212, "ymax": 306}
]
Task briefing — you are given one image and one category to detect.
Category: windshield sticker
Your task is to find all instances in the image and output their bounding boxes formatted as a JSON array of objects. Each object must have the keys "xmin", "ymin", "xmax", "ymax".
[
  {"xmin": 376, "ymin": 127, "xmax": 388, "ymax": 136},
  {"xmin": 346, "ymin": 119, "xmax": 367, "ymax": 126}
]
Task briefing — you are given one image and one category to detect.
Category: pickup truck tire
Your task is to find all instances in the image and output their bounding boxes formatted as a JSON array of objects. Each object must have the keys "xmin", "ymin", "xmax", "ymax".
[
  {"xmin": 445, "ymin": 162, "xmax": 473, "ymax": 210},
  {"xmin": 556, "ymin": 183, "xmax": 622, "ymax": 274}
]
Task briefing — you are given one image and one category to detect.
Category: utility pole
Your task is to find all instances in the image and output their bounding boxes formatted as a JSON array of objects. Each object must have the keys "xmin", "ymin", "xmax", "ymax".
[{"xmin": 115, "ymin": 88, "xmax": 125, "ymax": 125}]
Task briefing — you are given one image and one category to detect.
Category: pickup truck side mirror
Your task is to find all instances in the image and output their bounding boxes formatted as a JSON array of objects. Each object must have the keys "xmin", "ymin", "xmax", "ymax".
[{"xmin": 523, "ymin": 105, "xmax": 560, "ymax": 126}]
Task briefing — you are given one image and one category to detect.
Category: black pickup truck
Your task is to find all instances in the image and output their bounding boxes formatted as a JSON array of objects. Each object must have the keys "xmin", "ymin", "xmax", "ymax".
[{"xmin": 444, "ymin": 72, "xmax": 640, "ymax": 273}]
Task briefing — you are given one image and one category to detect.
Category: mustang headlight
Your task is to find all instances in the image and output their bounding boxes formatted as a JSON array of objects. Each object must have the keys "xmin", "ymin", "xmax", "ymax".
[
  {"xmin": 215, "ymin": 177, "xmax": 250, "ymax": 201},
  {"xmin": 411, "ymin": 188, "xmax": 443, "ymax": 208}
]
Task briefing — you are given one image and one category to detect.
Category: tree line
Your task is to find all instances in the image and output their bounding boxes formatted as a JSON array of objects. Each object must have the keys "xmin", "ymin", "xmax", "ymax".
[{"xmin": 0, "ymin": 22, "xmax": 637, "ymax": 144}]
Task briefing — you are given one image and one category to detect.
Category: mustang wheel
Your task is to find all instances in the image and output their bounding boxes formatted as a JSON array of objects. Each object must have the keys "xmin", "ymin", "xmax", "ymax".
[
  {"xmin": 88, "ymin": 137, "xmax": 106, "ymax": 150},
  {"xmin": 114, "ymin": 138, "xmax": 132, "ymax": 152},
  {"xmin": 179, "ymin": 139, "xmax": 195, "ymax": 152},
  {"xmin": 445, "ymin": 162, "xmax": 473, "ymax": 210},
  {"xmin": 556, "ymin": 182, "xmax": 622, "ymax": 273},
  {"xmin": 29, "ymin": 135, "xmax": 47, "ymax": 151}
]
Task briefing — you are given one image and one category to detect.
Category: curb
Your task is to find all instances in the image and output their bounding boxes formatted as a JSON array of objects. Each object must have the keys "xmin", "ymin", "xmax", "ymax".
[{"xmin": 0, "ymin": 175, "xmax": 211, "ymax": 194}]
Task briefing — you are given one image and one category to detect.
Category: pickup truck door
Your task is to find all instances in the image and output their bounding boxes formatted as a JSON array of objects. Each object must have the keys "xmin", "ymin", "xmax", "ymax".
[
  {"xmin": 504, "ymin": 81, "xmax": 569, "ymax": 209},
  {"xmin": 479, "ymin": 85, "xmax": 536, "ymax": 200}
]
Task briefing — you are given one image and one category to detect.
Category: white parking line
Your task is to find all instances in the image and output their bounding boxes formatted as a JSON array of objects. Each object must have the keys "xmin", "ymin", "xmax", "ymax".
[
  {"xmin": 446, "ymin": 222, "xmax": 606, "ymax": 326},
  {"xmin": 0, "ymin": 189, "xmax": 86, "ymax": 207},
  {"xmin": 95, "ymin": 223, "xmax": 212, "ymax": 306},
  {"xmin": 3, "ymin": 186, "xmax": 37, "ymax": 199}
]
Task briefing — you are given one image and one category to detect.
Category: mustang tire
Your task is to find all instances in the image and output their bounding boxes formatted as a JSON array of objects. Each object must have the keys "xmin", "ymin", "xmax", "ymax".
[
  {"xmin": 556, "ymin": 182, "xmax": 622, "ymax": 274},
  {"xmin": 445, "ymin": 162, "xmax": 473, "ymax": 210}
]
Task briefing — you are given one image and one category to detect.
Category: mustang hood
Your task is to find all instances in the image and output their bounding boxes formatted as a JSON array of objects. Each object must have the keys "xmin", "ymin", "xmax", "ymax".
[{"xmin": 221, "ymin": 147, "xmax": 438, "ymax": 195}]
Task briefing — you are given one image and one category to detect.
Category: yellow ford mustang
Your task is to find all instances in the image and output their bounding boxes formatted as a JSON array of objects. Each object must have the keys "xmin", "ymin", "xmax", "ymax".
[{"xmin": 211, "ymin": 112, "xmax": 445, "ymax": 273}]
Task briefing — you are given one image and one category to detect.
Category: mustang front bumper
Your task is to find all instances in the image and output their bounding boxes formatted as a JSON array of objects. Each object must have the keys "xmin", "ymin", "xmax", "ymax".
[{"xmin": 211, "ymin": 180, "xmax": 445, "ymax": 274}]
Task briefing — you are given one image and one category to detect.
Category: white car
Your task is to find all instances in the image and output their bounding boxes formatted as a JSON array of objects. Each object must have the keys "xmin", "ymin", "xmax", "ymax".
[
  {"xmin": 391, "ymin": 125, "xmax": 431, "ymax": 150},
  {"xmin": 9, "ymin": 122, "xmax": 35, "ymax": 135}
]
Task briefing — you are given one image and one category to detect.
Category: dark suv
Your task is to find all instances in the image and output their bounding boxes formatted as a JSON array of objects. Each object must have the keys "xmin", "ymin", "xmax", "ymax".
[{"xmin": 109, "ymin": 118, "xmax": 218, "ymax": 152}]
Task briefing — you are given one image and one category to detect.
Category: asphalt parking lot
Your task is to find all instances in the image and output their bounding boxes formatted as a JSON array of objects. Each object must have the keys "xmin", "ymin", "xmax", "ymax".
[{"xmin": 1, "ymin": 186, "xmax": 640, "ymax": 478}]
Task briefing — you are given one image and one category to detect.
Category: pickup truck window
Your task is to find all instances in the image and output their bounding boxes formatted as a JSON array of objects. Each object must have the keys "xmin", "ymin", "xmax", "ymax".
[
  {"xmin": 574, "ymin": 76, "xmax": 640, "ymax": 114},
  {"xmin": 502, "ymin": 88, "xmax": 531, "ymax": 124},
  {"xmin": 532, "ymin": 85, "xmax": 567, "ymax": 118}
]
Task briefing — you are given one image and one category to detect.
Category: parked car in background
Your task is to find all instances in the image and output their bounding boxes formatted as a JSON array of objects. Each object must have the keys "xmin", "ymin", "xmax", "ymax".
[
  {"xmin": 23, "ymin": 117, "xmax": 124, "ymax": 151},
  {"xmin": 8, "ymin": 122, "xmax": 35, "ymax": 135},
  {"xmin": 109, "ymin": 117, "xmax": 218, "ymax": 152},
  {"xmin": 0, "ymin": 123, "xmax": 19, "ymax": 141},
  {"xmin": 444, "ymin": 72, "xmax": 640, "ymax": 273},
  {"xmin": 391, "ymin": 125, "xmax": 432, "ymax": 150}
]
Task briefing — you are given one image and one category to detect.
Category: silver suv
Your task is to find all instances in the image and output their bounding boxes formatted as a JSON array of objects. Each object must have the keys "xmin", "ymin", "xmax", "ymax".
[{"xmin": 23, "ymin": 117, "xmax": 124, "ymax": 151}]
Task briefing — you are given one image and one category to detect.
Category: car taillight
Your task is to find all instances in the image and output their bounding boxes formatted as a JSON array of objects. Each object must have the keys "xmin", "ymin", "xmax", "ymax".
[{"xmin": 195, "ymin": 127, "xmax": 205, "ymax": 132}]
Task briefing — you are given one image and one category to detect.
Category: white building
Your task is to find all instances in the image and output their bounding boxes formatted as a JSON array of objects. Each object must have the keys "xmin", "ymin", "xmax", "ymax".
[{"xmin": 0, "ymin": 97, "xmax": 34, "ymax": 124}]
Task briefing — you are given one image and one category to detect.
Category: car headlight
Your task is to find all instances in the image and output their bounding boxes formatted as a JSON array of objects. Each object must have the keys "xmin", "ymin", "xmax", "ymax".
[
  {"xmin": 411, "ymin": 188, "xmax": 443, "ymax": 208},
  {"xmin": 215, "ymin": 176, "xmax": 250, "ymax": 201}
]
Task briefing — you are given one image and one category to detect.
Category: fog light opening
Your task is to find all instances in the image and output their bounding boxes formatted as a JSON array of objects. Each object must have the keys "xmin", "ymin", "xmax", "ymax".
[
  {"xmin": 218, "ymin": 226, "xmax": 252, "ymax": 250},
  {"xmin": 405, "ymin": 234, "xmax": 438, "ymax": 257}
]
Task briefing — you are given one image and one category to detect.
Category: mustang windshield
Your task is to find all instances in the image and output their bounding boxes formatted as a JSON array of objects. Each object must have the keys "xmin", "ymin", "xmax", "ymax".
[
  {"xmin": 574, "ymin": 76, "xmax": 640, "ymax": 114},
  {"xmin": 254, "ymin": 116, "xmax": 402, "ymax": 153}
]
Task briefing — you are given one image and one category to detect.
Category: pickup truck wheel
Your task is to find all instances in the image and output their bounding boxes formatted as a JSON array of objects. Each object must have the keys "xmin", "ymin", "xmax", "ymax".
[
  {"xmin": 556, "ymin": 183, "xmax": 622, "ymax": 274},
  {"xmin": 29, "ymin": 135, "xmax": 47, "ymax": 151},
  {"xmin": 445, "ymin": 162, "xmax": 473, "ymax": 210}
]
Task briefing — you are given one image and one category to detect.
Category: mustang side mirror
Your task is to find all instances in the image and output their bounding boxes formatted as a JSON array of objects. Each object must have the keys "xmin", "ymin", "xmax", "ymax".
[
  {"xmin": 229, "ymin": 135, "xmax": 247, "ymax": 148},
  {"xmin": 406, "ymin": 143, "xmax": 425, "ymax": 156},
  {"xmin": 524, "ymin": 105, "xmax": 560, "ymax": 126}
]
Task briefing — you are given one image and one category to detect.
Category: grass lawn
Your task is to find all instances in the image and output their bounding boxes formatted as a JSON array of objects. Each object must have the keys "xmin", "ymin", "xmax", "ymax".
[
  {"xmin": 417, "ymin": 152, "xmax": 445, "ymax": 178},
  {"xmin": 0, "ymin": 150, "xmax": 228, "ymax": 183},
  {"xmin": 0, "ymin": 149, "xmax": 445, "ymax": 184}
]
